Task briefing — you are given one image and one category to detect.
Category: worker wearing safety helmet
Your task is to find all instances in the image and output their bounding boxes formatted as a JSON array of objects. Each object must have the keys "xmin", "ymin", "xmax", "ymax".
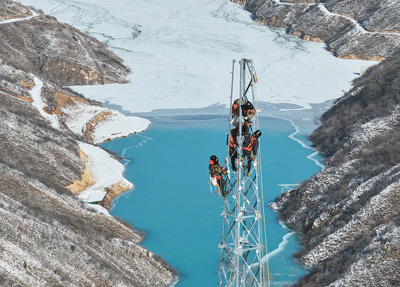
[
  {"xmin": 242, "ymin": 130, "xmax": 262, "ymax": 176},
  {"xmin": 242, "ymin": 101, "xmax": 256, "ymax": 120},
  {"xmin": 209, "ymin": 155, "xmax": 228, "ymax": 197}
]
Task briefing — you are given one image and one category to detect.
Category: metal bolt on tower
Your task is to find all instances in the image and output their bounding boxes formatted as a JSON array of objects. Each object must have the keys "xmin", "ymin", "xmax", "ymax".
[{"xmin": 219, "ymin": 59, "xmax": 268, "ymax": 287}]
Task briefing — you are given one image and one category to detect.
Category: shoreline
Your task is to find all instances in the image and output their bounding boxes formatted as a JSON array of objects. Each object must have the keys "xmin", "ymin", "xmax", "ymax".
[
  {"xmin": 26, "ymin": 74, "xmax": 151, "ymax": 215},
  {"xmin": 73, "ymin": 117, "xmax": 150, "ymax": 213},
  {"xmin": 4, "ymin": 1, "xmax": 359, "ymax": 285},
  {"xmin": 102, "ymin": 113, "xmax": 322, "ymax": 286},
  {"xmin": 235, "ymin": 0, "xmax": 396, "ymax": 61},
  {"xmin": 95, "ymin": 108, "xmax": 324, "ymax": 212}
]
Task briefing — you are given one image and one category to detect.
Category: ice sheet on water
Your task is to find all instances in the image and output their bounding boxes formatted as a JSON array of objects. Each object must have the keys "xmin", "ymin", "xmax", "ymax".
[{"xmin": 19, "ymin": 0, "xmax": 377, "ymax": 116}]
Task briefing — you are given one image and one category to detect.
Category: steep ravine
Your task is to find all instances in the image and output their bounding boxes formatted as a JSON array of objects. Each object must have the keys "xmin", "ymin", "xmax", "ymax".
[
  {"xmin": 0, "ymin": 1, "xmax": 175, "ymax": 286},
  {"xmin": 272, "ymin": 49, "xmax": 400, "ymax": 286}
]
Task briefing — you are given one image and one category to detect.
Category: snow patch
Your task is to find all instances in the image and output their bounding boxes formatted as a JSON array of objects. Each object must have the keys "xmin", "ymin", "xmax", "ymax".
[
  {"xmin": 302, "ymin": 180, "xmax": 400, "ymax": 267},
  {"xmin": 351, "ymin": 110, "xmax": 400, "ymax": 144},
  {"xmin": 0, "ymin": 9, "xmax": 38, "ymax": 25},
  {"xmin": 77, "ymin": 142, "xmax": 133, "ymax": 214},
  {"xmin": 90, "ymin": 111, "xmax": 150, "ymax": 144},
  {"xmin": 62, "ymin": 102, "xmax": 150, "ymax": 144},
  {"xmin": 30, "ymin": 76, "xmax": 61, "ymax": 129}
]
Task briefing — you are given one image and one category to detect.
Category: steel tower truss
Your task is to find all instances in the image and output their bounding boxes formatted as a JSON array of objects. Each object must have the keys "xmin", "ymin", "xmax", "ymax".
[{"xmin": 219, "ymin": 59, "xmax": 266, "ymax": 287}]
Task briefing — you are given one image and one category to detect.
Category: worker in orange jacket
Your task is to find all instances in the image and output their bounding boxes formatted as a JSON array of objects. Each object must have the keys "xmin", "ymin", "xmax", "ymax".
[
  {"xmin": 209, "ymin": 155, "xmax": 228, "ymax": 197},
  {"xmin": 242, "ymin": 101, "xmax": 256, "ymax": 120},
  {"xmin": 228, "ymin": 128, "xmax": 239, "ymax": 172},
  {"xmin": 242, "ymin": 130, "xmax": 262, "ymax": 176}
]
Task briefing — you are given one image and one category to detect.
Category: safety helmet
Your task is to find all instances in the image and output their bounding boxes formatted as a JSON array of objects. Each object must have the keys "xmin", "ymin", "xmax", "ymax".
[
  {"xmin": 253, "ymin": 130, "xmax": 262, "ymax": 138},
  {"xmin": 243, "ymin": 101, "xmax": 254, "ymax": 109},
  {"xmin": 210, "ymin": 155, "xmax": 218, "ymax": 162}
]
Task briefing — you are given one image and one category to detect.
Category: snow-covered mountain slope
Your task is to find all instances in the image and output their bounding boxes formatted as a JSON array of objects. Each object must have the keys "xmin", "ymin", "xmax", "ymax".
[
  {"xmin": 0, "ymin": 61, "xmax": 174, "ymax": 286},
  {"xmin": 234, "ymin": 0, "xmax": 400, "ymax": 60},
  {"xmin": 231, "ymin": 1, "xmax": 400, "ymax": 285},
  {"xmin": 0, "ymin": 0, "xmax": 128, "ymax": 86},
  {"xmin": 272, "ymin": 50, "xmax": 400, "ymax": 286},
  {"xmin": 0, "ymin": 1, "xmax": 174, "ymax": 285}
]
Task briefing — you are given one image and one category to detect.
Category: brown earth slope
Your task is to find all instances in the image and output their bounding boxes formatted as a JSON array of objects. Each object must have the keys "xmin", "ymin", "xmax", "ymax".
[
  {"xmin": 0, "ymin": 0, "xmax": 129, "ymax": 86},
  {"xmin": 0, "ymin": 1, "xmax": 175, "ymax": 286}
]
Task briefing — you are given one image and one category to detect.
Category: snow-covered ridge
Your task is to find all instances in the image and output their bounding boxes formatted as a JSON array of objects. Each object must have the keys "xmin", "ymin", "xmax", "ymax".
[
  {"xmin": 30, "ymin": 76, "xmax": 61, "ymax": 129},
  {"xmin": 0, "ymin": 8, "xmax": 38, "ymax": 24},
  {"xmin": 1, "ymin": 4, "xmax": 142, "ymax": 214},
  {"xmin": 240, "ymin": 0, "xmax": 400, "ymax": 60},
  {"xmin": 0, "ymin": 69, "xmax": 175, "ymax": 286},
  {"xmin": 328, "ymin": 223, "xmax": 400, "ymax": 287},
  {"xmin": 0, "ymin": 1, "xmax": 175, "ymax": 285},
  {"xmin": 351, "ymin": 108, "xmax": 400, "ymax": 144},
  {"xmin": 302, "ymin": 180, "xmax": 400, "ymax": 267},
  {"xmin": 64, "ymin": 102, "xmax": 150, "ymax": 144},
  {"xmin": 77, "ymin": 142, "xmax": 132, "ymax": 214},
  {"xmin": 272, "ymin": 48, "xmax": 400, "ymax": 286},
  {"xmin": 273, "ymin": 1, "xmax": 400, "ymax": 36},
  {"xmin": 28, "ymin": 75, "xmax": 150, "ymax": 213}
]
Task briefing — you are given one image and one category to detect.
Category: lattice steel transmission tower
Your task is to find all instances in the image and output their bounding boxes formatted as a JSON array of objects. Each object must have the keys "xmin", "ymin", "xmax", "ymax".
[{"xmin": 219, "ymin": 59, "xmax": 268, "ymax": 287}]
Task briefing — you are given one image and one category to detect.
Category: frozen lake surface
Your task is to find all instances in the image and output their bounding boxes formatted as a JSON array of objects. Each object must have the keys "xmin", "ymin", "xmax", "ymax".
[
  {"xmin": 20, "ymin": 0, "xmax": 376, "ymax": 120},
  {"xmin": 16, "ymin": 0, "xmax": 378, "ymax": 285}
]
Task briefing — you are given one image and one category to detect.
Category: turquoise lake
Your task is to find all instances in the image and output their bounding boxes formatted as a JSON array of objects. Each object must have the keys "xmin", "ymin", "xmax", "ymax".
[{"xmin": 102, "ymin": 116, "xmax": 321, "ymax": 287}]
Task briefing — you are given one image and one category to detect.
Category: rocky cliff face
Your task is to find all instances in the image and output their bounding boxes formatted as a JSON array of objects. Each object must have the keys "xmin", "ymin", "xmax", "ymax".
[
  {"xmin": 231, "ymin": 1, "xmax": 400, "ymax": 286},
  {"xmin": 234, "ymin": 0, "xmax": 400, "ymax": 60},
  {"xmin": 0, "ymin": 1, "xmax": 175, "ymax": 286},
  {"xmin": 0, "ymin": 0, "xmax": 129, "ymax": 86},
  {"xmin": 271, "ymin": 47, "xmax": 400, "ymax": 287}
]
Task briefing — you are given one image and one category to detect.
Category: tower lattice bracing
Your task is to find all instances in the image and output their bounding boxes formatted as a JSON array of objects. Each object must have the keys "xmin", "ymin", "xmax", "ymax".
[{"xmin": 219, "ymin": 59, "xmax": 268, "ymax": 287}]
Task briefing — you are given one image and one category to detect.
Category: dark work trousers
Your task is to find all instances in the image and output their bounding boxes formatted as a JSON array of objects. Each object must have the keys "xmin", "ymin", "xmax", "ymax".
[
  {"xmin": 229, "ymin": 147, "xmax": 237, "ymax": 172},
  {"xmin": 242, "ymin": 149, "xmax": 252, "ymax": 173},
  {"xmin": 218, "ymin": 177, "xmax": 227, "ymax": 197}
]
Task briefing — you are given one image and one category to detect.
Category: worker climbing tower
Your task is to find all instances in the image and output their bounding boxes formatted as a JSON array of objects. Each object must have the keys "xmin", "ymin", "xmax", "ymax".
[{"xmin": 219, "ymin": 59, "xmax": 268, "ymax": 287}]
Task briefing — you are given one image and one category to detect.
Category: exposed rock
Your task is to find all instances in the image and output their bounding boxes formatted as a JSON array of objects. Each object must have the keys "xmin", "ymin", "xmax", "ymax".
[
  {"xmin": 0, "ymin": 1, "xmax": 176, "ymax": 286},
  {"xmin": 0, "ymin": 165, "xmax": 175, "ymax": 286},
  {"xmin": 233, "ymin": 6, "xmax": 400, "ymax": 285},
  {"xmin": 0, "ymin": 0, "xmax": 129, "ymax": 86},
  {"xmin": 101, "ymin": 180, "xmax": 134, "ymax": 210},
  {"xmin": 83, "ymin": 110, "xmax": 114, "ymax": 143},
  {"xmin": 65, "ymin": 148, "xmax": 96, "ymax": 195},
  {"xmin": 0, "ymin": 0, "xmax": 32, "ymax": 20},
  {"xmin": 233, "ymin": 0, "xmax": 400, "ymax": 59},
  {"xmin": 325, "ymin": 0, "xmax": 400, "ymax": 33},
  {"xmin": 0, "ymin": 56, "xmax": 175, "ymax": 287},
  {"xmin": 0, "ymin": 78, "xmax": 83, "ymax": 189},
  {"xmin": 53, "ymin": 92, "xmax": 87, "ymax": 111},
  {"xmin": 273, "ymin": 50, "xmax": 400, "ymax": 286}
]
